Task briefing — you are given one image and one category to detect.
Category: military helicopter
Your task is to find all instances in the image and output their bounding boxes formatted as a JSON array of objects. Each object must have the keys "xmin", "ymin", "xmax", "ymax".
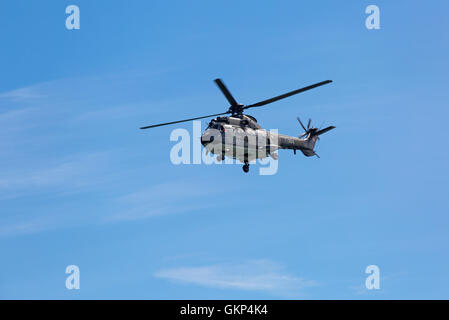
[{"xmin": 140, "ymin": 78, "xmax": 335, "ymax": 173}]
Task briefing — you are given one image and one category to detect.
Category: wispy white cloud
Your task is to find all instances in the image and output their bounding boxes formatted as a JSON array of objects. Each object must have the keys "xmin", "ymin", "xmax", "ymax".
[
  {"xmin": 0, "ymin": 107, "xmax": 37, "ymax": 121},
  {"xmin": 0, "ymin": 152, "xmax": 113, "ymax": 196},
  {"xmin": 0, "ymin": 86, "xmax": 45, "ymax": 102},
  {"xmin": 107, "ymin": 203, "xmax": 211, "ymax": 222},
  {"xmin": 0, "ymin": 151, "xmax": 119, "ymax": 236},
  {"xmin": 0, "ymin": 179, "xmax": 221, "ymax": 237},
  {"xmin": 116, "ymin": 181, "xmax": 213, "ymax": 203},
  {"xmin": 154, "ymin": 260, "xmax": 316, "ymax": 297},
  {"xmin": 0, "ymin": 73, "xmax": 220, "ymax": 236},
  {"xmin": 0, "ymin": 217, "xmax": 55, "ymax": 237},
  {"xmin": 106, "ymin": 181, "xmax": 219, "ymax": 222}
]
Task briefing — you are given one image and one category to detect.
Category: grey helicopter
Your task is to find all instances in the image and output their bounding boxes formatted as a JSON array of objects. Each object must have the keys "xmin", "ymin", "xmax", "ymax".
[{"xmin": 140, "ymin": 78, "xmax": 335, "ymax": 173}]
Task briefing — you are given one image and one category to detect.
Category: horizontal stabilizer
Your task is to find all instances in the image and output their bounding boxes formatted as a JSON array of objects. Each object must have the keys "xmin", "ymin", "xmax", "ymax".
[{"xmin": 315, "ymin": 126, "xmax": 335, "ymax": 136}]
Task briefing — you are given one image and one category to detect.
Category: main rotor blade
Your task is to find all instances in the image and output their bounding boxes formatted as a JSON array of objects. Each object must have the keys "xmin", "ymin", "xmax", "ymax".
[
  {"xmin": 140, "ymin": 112, "xmax": 229, "ymax": 129},
  {"xmin": 297, "ymin": 117, "xmax": 307, "ymax": 131},
  {"xmin": 244, "ymin": 80, "xmax": 332, "ymax": 109},
  {"xmin": 214, "ymin": 78, "xmax": 238, "ymax": 106},
  {"xmin": 307, "ymin": 118, "xmax": 311, "ymax": 129}
]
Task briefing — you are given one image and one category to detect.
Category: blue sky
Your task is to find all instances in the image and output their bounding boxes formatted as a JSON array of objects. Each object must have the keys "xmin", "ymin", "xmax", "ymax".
[{"xmin": 0, "ymin": 0, "xmax": 448, "ymax": 299}]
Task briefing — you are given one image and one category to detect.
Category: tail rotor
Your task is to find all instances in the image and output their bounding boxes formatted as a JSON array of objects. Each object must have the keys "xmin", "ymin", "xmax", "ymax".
[
  {"xmin": 297, "ymin": 116, "xmax": 336, "ymax": 157},
  {"xmin": 297, "ymin": 117, "xmax": 319, "ymax": 139}
]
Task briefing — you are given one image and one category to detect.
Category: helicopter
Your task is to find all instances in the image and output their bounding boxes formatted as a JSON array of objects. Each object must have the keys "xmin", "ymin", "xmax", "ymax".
[{"xmin": 140, "ymin": 78, "xmax": 335, "ymax": 173}]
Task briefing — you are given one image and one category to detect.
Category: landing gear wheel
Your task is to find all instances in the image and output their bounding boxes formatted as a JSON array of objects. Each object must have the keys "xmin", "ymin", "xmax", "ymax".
[{"xmin": 242, "ymin": 164, "xmax": 249, "ymax": 173}]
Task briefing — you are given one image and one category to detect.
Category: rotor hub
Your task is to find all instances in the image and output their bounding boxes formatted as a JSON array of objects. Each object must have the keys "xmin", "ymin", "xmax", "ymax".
[{"xmin": 228, "ymin": 104, "xmax": 245, "ymax": 116}]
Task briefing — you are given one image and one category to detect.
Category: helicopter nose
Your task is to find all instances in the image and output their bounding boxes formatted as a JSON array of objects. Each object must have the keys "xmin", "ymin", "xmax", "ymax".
[{"xmin": 201, "ymin": 134, "xmax": 214, "ymax": 146}]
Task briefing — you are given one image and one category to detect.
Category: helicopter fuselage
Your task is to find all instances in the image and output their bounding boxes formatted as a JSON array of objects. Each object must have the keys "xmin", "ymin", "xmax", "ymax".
[{"xmin": 200, "ymin": 115, "xmax": 318, "ymax": 164}]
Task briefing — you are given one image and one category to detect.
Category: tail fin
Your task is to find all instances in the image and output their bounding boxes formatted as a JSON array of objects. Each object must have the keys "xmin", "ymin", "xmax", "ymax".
[{"xmin": 301, "ymin": 125, "xmax": 335, "ymax": 157}]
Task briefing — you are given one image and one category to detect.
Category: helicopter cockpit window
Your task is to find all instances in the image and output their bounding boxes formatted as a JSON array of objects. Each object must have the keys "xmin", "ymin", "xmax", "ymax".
[{"xmin": 207, "ymin": 121, "xmax": 222, "ymax": 130}]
